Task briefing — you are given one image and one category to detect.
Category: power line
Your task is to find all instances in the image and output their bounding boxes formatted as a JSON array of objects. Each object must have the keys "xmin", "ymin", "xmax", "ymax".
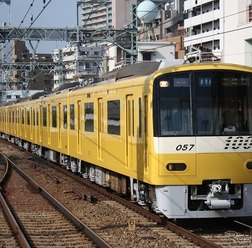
[
  {"xmin": 1, "ymin": 1, "xmax": 252, "ymax": 64},
  {"xmin": 1, "ymin": 0, "xmax": 52, "ymax": 63}
]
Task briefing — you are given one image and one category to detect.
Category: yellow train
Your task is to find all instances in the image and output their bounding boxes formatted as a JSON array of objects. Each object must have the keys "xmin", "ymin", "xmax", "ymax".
[{"xmin": 1, "ymin": 62, "xmax": 252, "ymax": 218}]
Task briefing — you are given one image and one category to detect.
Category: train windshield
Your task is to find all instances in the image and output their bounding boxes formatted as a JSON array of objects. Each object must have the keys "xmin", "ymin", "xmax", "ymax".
[{"xmin": 153, "ymin": 70, "xmax": 252, "ymax": 136}]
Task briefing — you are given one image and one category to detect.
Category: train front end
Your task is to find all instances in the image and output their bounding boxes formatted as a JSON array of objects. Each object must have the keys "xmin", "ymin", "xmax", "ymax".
[{"xmin": 149, "ymin": 63, "xmax": 252, "ymax": 218}]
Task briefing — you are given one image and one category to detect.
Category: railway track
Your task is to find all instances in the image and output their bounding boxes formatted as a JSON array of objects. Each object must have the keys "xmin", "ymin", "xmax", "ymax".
[
  {"xmin": 0, "ymin": 152, "xmax": 20, "ymax": 247},
  {"xmin": 0, "ymin": 151, "xmax": 110, "ymax": 247},
  {"xmin": 1, "ymin": 140, "xmax": 252, "ymax": 247}
]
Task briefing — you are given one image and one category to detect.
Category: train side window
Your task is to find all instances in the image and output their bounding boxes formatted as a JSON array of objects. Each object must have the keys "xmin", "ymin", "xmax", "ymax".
[
  {"xmin": 138, "ymin": 98, "xmax": 142, "ymax": 138},
  {"xmin": 63, "ymin": 105, "xmax": 67, "ymax": 129},
  {"xmin": 14, "ymin": 110, "xmax": 16, "ymax": 124},
  {"xmin": 27, "ymin": 109, "xmax": 30, "ymax": 125},
  {"xmin": 36, "ymin": 109, "xmax": 39, "ymax": 126},
  {"xmin": 70, "ymin": 104, "xmax": 75, "ymax": 130},
  {"xmin": 8, "ymin": 110, "xmax": 11, "ymax": 123},
  {"xmin": 21, "ymin": 109, "xmax": 24, "ymax": 124},
  {"xmin": 52, "ymin": 106, "xmax": 57, "ymax": 128},
  {"xmin": 33, "ymin": 109, "xmax": 35, "ymax": 125},
  {"xmin": 107, "ymin": 100, "xmax": 120, "ymax": 135},
  {"xmin": 18, "ymin": 109, "xmax": 20, "ymax": 124},
  {"xmin": 84, "ymin": 102, "xmax": 94, "ymax": 132},
  {"xmin": 43, "ymin": 107, "xmax": 47, "ymax": 126}
]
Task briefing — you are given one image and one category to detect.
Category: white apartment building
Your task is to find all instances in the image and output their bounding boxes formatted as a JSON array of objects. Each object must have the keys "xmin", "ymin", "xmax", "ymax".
[
  {"xmin": 52, "ymin": 44, "xmax": 103, "ymax": 88},
  {"xmin": 184, "ymin": 0, "xmax": 252, "ymax": 66},
  {"xmin": 81, "ymin": 0, "xmax": 138, "ymax": 71}
]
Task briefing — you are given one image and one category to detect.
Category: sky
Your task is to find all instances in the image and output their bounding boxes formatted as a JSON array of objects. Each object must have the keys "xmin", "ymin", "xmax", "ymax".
[{"xmin": 0, "ymin": 0, "xmax": 77, "ymax": 53}]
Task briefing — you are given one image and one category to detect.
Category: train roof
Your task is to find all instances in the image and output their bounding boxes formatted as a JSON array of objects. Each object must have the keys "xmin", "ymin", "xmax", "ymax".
[
  {"xmin": 98, "ymin": 60, "xmax": 186, "ymax": 84},
  {"xmin": 52, "ymin": 82, "xmax": 80, "ymax": 93},
  {"xmin": 99, "ymin": 61, "xmax": 161, "ymax": 82},
  {"xmin": 2, "ymin": 61, "xmax": 251, "ymax": 106}
]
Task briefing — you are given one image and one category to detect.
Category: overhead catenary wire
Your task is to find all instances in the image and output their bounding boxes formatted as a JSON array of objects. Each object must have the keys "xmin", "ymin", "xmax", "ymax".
[
  {"xmin": 0, "ymin": 0, "xmax": 52, "ymax": 63},
  {"xmin": 0, "ymin": 0, "xmax": 35, "ymax": 57},
  {"xmin": 1, "ymin": 1, "xmax": 252, "ymax": 64}
]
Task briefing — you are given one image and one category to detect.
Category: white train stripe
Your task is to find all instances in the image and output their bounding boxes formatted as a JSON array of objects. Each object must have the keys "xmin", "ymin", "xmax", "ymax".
[{"xmin": 154, "ymin": 136, "xmax": 252, "ymax": 154}]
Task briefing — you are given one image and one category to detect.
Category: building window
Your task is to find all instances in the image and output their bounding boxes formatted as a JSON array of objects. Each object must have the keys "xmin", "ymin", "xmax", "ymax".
[
  {"xmin": 84, "ymin": 102, "xmax": 94, "ymax": 132},
  {"xmin": 85, "ymin": 62, "xmax": 91, "ymax": 69},
  {"xmin": 142, "ymin": 52, "xmax": 152, "ymax": 61},
  {"xmin": 107, "ymin": 100, "xmax": 120, "ymax": 135},
  {"xmin": 249, "ymin": 5, "xmax": 252, "ymax": 22}
]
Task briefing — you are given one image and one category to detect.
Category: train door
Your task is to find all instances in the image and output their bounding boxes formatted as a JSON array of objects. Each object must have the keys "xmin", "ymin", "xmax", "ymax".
[
  {"xmin": 15, "ymin": 109, "xmax": 18, "ymax": 137},
  {"xmin": 58, "ymin": 103, "xmax": 62, "ymax": 148},
  {"xmin": 48, "ymin": 104, "xmax": 51, "ymax": 145},
  {"xmin": 24, "ymin": 108, "xmax": 27, "ymax": 138},
  {"xmin": 21, "ymin": 108, "xmax": 25, "ymax": 137},
  {"xmin": 77, "ymin": 100, "xmax": 81, "ymax": 154},
  {"xmin": 97, "ymin": 98, "xmax": 103, "ymax": 160},
  {"xmin": 35, "ymin": 108, "xmax": 39, "ymax": 143},
  {"xmin": 144, "ymin": 96, "xmax": 148, "ymax": 172},
  {"xmin": 19, "ymin": 109, "xmax": 22, "ymax": 137},
  {"xmin": 30, "ymin": 107, "xmax": 33, "ymax": 140},
  {"xmin": 28, "ymin": 107, "xmax": 31, "ymax": 140},
  {"xmin": 126, "ymin": 95, "xmax": 134, "ymax": 170},
  {"xmin": 39, "ymin": 105, "xmax": 42, "ymax": 143}
]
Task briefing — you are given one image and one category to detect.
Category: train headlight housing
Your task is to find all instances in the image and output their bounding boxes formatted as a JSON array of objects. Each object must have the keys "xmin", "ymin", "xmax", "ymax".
[
  {"xmin": 166, "ymin": 163, "xmax": 186, "ymax": 171},
  {"xmin": 246, "ymin": 161, "xmax": 252, "ymax": 170},
  {"xmin": 159, "ymin": 80, "xmax": 169, "ymax": 87}
]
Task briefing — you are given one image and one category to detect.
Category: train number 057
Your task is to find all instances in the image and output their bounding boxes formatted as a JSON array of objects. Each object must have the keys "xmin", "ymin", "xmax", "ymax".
[{"xmin": 176, "ymin": 144, "xmax": 195, "ymax": 151}]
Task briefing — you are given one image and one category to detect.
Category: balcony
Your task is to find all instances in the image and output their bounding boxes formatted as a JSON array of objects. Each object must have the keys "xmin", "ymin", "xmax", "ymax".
[{"xmin": 184, "ymin": 9, "xmax": 221, "ymax": 28}]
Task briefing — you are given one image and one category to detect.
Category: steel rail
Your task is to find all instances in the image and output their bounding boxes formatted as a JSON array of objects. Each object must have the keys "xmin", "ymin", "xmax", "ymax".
[
  {"xmin": 8, "ymin": 158, "xmax": 112, "ymax": 248},
  {"xmin": 0, "ymin": 153, "xmax": 10, "ymax": 188},
  {"xmin": 52, "ymin": 164, "xmax": 222, "ymax": 248},
  {"xmin": 0, "ymin": 153, "xmax": 31, "ymax": 248},
  {"xmin": 1, "ymin": 147, "xmax": 222, "ymax": 248},
  {"xmin": 0, "ymin": 192, "xmax": 31, "ymax": 248}
]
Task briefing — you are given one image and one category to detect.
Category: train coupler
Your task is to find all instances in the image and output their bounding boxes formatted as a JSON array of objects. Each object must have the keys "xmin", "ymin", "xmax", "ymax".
[{"xmin": 205, "ymin": 180, "xmax": 231, "ymax": 209}]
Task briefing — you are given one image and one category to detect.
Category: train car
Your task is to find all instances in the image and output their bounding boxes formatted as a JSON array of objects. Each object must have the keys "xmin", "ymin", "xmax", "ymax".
[{"xmin": 1, "ymin": 62, "xmax": 252, "ymax": 219}]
